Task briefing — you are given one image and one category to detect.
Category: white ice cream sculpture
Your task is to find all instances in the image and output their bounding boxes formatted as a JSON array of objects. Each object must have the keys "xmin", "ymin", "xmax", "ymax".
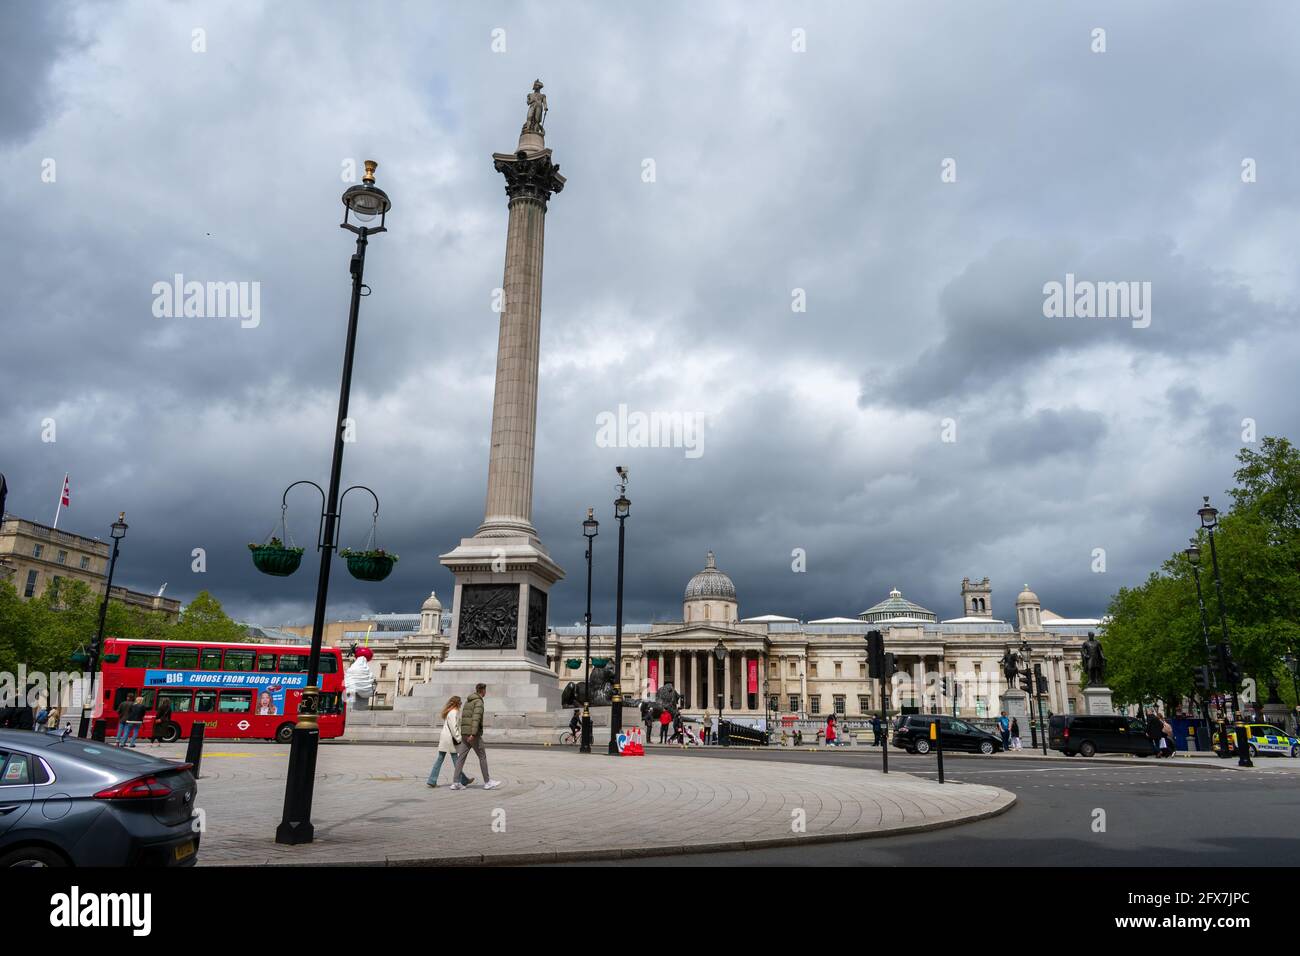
[{"xmin": 344, "ymin": 647, "xmax": 376, "ymax": 710}]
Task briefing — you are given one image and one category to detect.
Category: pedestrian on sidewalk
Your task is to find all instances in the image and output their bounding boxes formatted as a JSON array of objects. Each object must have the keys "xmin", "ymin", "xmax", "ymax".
[
  {"xmin": 121, "ymin": 696, "xmax": 146, "ymax": 748},
  {"xmin": 427, "ymin": 696, "xmax": 473, "ymax": 788},
  {"xmin": 150, "ymin": 696, "xmax": 173, "ymax": 746},
  {"xmin": 1159, "ymin": 714, "xmax": 1174, "ymax": 758},
  {"xmin": 825, "ymin": 713, "xmax": 837, "ymax": 747},
  {"xmin": 997, "ymin": 711, "xmax": 1011, "ymax": 751},
  {"xmin": 452, "ymin": 684, "xmax": 500, "ymax": 791},
  {"xmin": 871, "ymin": 714, "xmax": 883, "ymax": 746},
  {"xmin": 1010, "ymin": 717, "xmax": 1022, "ymax": 750},
  {"xmin": 1144, "ymin": 711, "xmax": 1164, "ymax": 756},
  {"xmin": 659, "ymin": 708, "xmax": 671, "ymax": 743}
]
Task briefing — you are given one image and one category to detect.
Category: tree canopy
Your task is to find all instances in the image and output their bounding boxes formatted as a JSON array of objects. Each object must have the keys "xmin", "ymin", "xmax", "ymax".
[
  {"xmin": 0, "ymin": 581, "xmax": 251, "ymax": 678},
  {"xmin": 1102, "ymin": 437, "xmax": 1300, "ymax": 711}
]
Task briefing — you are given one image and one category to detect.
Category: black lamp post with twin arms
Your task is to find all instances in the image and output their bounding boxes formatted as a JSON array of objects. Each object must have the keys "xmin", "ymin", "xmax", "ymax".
[
  {"xmin": 1184, "ymin": 538, "xmax": 1219, "ymax": 754},
  {"xmin": 273, "ymin": 162, "xmax": 392, "ymax": 845},
  {"xmin": 580, "ymin": 508, "xmax": 598, "ymax": 753},
  {"xmin": 713, "ymin": 640, "xmax": 727, "ymax": 745},
  {"xmin": 1198, "ymin": 496, "xmax": 1252, "ymax": 767},
  {"xmin": 607, "ymin": 467, "xmax": 630, "ymax": 755},
  {"xmin": 78, "ymin": 512, "xmax": 128, "ymax": 738}
]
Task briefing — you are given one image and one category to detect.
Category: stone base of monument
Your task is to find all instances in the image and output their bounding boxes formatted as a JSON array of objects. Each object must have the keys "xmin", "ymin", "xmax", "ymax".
[
  {"xmin": 999, "ymin": 689, "xmax": 1030, "ymax": 740},
  {"xmin": 1083, "ymin": 686, "xmax": 1115, "ymax": 716}
]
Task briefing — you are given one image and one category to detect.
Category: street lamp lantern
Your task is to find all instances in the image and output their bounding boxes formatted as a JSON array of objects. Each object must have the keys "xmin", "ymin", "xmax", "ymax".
[
  {"xmin": 1198, "ymin": 496, "xmax": 1219, "ymax": 530},
  {"xmin": 110, "ymin": 513, "xmax": 128, "ymax": 539},
  {"xmin": 614, "ymin": 494, "xmax": 630, "ymax": 519},
  {"xmin": 713, "ymin": 640, "xmax": 727, "ymax": 663},
  {"xmin": 1183, "ymin": 540, "xmax": 1201, "ymax": 566},
  {"xmin": 583, "ymin": 508, "xmax": 599, "ymax": 539},
  {"xmin": 341, "ymin": 160, "xmax": 391, "ymax": 229}
]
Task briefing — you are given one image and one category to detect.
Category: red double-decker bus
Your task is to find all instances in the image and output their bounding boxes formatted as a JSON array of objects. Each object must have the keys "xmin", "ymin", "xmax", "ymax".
[{"xmin": 97, "ymin": 638, "xmax": 347, "ymax": 743}]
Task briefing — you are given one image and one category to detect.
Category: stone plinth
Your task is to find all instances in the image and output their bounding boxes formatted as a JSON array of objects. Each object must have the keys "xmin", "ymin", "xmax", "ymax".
[
  {"xmin": 1083, "ymin": 685, "xmax": 1115, "ymax": 716},
  {"xmin": 999, "ymin": 689, "xmax": 1030, "ymax": 732}
]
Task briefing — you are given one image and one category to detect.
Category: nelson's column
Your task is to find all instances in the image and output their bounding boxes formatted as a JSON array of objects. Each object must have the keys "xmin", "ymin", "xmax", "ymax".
[{"xmin": 425, "ymin": 81, "xmax": 567, "ymax": 719}]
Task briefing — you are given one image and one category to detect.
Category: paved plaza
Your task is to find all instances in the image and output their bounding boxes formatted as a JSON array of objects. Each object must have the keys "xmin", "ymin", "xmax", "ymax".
[{"xmin": 170, "ymin": 742, "xmax": 1014, "ymax": 865}]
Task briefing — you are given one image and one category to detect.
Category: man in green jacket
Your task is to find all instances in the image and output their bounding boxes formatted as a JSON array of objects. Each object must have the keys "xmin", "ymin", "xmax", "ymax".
[{"xmin": 452, "ymin": 684, "xmax": 501, "ymax": 790}]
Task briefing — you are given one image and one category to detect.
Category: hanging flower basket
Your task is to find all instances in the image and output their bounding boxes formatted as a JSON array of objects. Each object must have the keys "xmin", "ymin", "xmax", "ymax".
[
  {"xmin": 564, "ymin": 659, "xmax": 582, "ymax": 669},
  {"xmin": 341, "ymin": 548, "xmax": 397, "ymax": 582},
  {"xmin": 591, "ymin": 657, "xmax": 609, "ymax": 668},
  {"xmin": 249, "ymin": 538, "xmax": 304, "ymax": 577}
]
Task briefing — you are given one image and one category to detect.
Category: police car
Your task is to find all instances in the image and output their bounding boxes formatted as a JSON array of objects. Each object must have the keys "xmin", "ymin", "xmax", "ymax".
[{"xmin": 1212, "ymin": 723, "xmax": 1300, "ymax": 758}]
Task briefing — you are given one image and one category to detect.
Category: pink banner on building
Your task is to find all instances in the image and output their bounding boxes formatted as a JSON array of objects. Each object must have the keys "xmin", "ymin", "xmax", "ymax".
[
  {"xmin": 747, "ymin": 658, "xmax": 758, "ymax": 694},
  {"xmin": 648, "ymin": 657, "xmax": 659, "ymax": 695}
]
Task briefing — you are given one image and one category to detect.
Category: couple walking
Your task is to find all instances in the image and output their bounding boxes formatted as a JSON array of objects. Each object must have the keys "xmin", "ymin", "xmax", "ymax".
[{"xmin": 426, "ymin": 683, "xmax": 502, "ymax": 791}]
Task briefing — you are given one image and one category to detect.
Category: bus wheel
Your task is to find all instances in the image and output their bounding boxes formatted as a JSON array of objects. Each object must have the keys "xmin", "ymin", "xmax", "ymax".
[
  {"xmin": 275, "ymin": 722, "xmax": 294, "ymax": 743},
  {"xmin": 160, "ymin": 722, "xmax": 180, "ymax": 743}
]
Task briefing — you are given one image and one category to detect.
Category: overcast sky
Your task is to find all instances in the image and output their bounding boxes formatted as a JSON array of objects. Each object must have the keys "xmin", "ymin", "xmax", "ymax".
[{"xmin": 3, "ymin": 1, "xmax": 1298, "ymax": 630}]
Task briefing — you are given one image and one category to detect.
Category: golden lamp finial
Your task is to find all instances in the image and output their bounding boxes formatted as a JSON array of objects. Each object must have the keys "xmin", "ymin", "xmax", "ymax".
[{"xmin": 362, "ymin": 160, "xmax": 378, "ymax": 184}]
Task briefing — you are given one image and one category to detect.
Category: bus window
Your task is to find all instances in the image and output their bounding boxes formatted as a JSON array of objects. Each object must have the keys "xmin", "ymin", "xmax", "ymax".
[
  {"xmin": 317, "ymin": 654, "xmax": 338, "ymax": 674},
  {"xmin": 201, "ymin": 649, "xmax": 222, "ymax": 670},
  {"xmin": 256, "ymin": 654, "xmax": 278, "ymax": 672},
  {"xmin": 140, "ymin": 689, "xmax": 157, "ymax": 709},
  {"xmin": 223, "ymin": 649, "xmax": 255, "ymax": 672},
  {"xmin": 125, "ymin": 646, "xmax": 161, "ymax": 668},
  {"xmin": 163, "ymin": 647, "xmax": 200, "ymax": 669},
  {"xmin": 194, "ymin": 691, "xmax": 217, "ymax": 713},
  {"xmin": 279, "ymin": 654, "xmax": 306, "ymax": 673},
  {"xmin": 218, "ymin": 691, "xmax": 252, "ymax": 714},
  {"xmin": 113, "ymin": 688, "xmax": 138, "ymax": 711},
  {"xmin": 158, "ymin": 690, "xmax": 192, "ymax": 713},
  {"xmin": 319, "ymin": 692, "xmax": 343, "ymax": 714}
]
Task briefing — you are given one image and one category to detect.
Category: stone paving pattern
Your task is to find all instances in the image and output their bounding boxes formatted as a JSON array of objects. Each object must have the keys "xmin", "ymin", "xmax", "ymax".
[{"xmin": 168, "ymin": 742, "xmax": 1014, "ymax": 865}]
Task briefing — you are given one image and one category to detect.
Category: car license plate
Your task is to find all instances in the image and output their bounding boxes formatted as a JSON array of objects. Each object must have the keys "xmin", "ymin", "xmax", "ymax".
[{"xmin": 174, "ymin": 840, "xmax": 195, "ymax": 861}]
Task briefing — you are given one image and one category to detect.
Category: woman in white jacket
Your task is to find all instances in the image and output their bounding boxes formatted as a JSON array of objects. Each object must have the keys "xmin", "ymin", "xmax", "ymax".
[{"xmin": 427, "ymin": 696, "xmax": 475, "ymax": 788}]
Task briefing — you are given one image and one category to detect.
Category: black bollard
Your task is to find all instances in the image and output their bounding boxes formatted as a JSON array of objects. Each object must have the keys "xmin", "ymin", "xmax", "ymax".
[
  {"xmin": 933, "ymin": 719, "xmax": 945, "ymax": 784},
  {"xmin": 91, "ymin": 719, "xmax": 106, "ymax": 742},
  {"xmin": 184, "ymin": 722, "xmax": 206, "ymax": 778}
]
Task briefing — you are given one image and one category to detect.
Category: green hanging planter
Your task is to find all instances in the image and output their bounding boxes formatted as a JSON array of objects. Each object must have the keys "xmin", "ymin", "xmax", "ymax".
[
  {"xmin": 564, "ymin": 659, "xmax": 582, "ymax": 669},
  {"xmin": 249, "ymin": 539, "xmax": 305, "ymax": 577},
  {"xmin": 341, "ymin": 548, "xmax": 398, "ymax": 582},
  {"xmin": 591, "ymin": 657, "xmax": 609, "ymax": 668}
]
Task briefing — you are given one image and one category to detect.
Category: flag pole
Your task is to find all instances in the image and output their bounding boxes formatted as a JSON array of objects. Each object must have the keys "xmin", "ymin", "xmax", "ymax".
[{"xmin": 53, "ymin": 473, "xmax": 68, "ymax": 529}]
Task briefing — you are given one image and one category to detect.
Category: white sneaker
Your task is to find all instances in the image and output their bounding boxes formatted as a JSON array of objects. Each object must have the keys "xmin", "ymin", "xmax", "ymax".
[
  {"xmin": 483, "ymin": 780, "xmax": 502, "ymax": 790},
  {"xmin": 450, "ymin": 783, "xmax": 465, "ymax": 791}
]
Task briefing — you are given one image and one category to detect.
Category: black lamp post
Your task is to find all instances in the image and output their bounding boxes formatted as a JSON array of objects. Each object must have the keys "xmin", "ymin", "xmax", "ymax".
[
  {"xmin": 580, "ymin": 507, "xmax": 598, "ymax": 753},
  {"xmin": 1284, "ymin": 654, "xmax": 1300, "ymax": 733},
  {"xmin": 607, "ymin": 467, "xmax": 630, "ymax": 755},
  {"xmin": 79, "ymin": 512, "xmax": 127, "ymax": 738},
  {"xmin": 1199, "ymin": 496, "xmax": 1252, "ymax": 767},
  {"xmin": 277, "ymin": 161, "xmax": 391, "ymax": 844},
  {"xmin": 713, "ymin": 640, "xmax": 726, "ymax": 745},
  {"xmin": 1184, "ymin": 539, "xmax": 1218, "ymax": 753}
]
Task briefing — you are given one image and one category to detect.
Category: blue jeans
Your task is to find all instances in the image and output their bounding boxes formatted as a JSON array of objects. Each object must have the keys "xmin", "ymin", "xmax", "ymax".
[
  {"xmin": 427, "ymin": 749, "xmax": 469, "ymax": 786},
  {"xmin": 117, "ymin": 722, "xmax": 141, "ymax": 746}
]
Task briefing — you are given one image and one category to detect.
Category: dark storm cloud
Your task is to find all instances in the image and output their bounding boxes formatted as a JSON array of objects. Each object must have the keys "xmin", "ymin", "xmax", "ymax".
[
  {"xmin": 0, "ymin": 3, "xmax": 76, "ymax": 145},
  {"xmin": 2, "ymin": 0, "xmax": 1300, "ymax": 631}
]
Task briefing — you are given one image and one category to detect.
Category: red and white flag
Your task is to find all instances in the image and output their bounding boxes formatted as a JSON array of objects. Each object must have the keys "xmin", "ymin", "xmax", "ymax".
[{"xmin": 53, "ymin": 473, "xmax": 70, "ymax": 528}]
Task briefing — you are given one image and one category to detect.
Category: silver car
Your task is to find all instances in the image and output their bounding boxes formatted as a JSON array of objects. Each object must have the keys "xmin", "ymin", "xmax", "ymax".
[{"xmin": 0, "ymin": 729, "xmax": 199, "ymax": 867}]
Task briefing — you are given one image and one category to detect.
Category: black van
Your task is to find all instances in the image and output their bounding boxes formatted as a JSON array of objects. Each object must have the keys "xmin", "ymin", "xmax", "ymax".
[{"xmin": 1049, "ymin": 714, "xmax": 1154, "ymax": 757}]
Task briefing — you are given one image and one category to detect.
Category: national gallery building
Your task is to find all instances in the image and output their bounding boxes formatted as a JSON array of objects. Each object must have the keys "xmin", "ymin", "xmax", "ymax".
[{"xmin": 364, "ymin": 553, "xmax": 1101, "ymax": 721}]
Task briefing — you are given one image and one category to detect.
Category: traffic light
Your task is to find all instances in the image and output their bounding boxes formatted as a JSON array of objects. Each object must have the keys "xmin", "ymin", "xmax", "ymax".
[
  {"xmin": 1019, "ymin": 673, "xmax": 1033, "ymax": 693},
  {"xmin": 882, "ymin": 652, "xmax": 898, "ymax": 680},
  {"xmin": 1192, "ymin": 666, "xmax": 1210, "ymax": 692},
  {"xmin": 1209, "ymin": 643, "xmax": 1225, "ymax": 680},
  {"xmin": 1223, "ymin": 658, "xmax": 1243, "ymax": 688},
  {"xmin": 866, "ymin": 630, "xmax": 884, "ymax": 678},
  {"xmin": 1034, "ymin": 664, "xmax": 1046, "ymax": 695}
]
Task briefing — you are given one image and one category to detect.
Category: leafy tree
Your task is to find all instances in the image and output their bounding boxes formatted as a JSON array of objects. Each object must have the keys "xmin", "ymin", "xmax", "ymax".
[
  {"xmin": 1103, "ymin": 437, "xmax": 1300, "ymax": 711},
  {"xmin": 170, "ymin": 591, "xmax": 250, "ymax": 644}
]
